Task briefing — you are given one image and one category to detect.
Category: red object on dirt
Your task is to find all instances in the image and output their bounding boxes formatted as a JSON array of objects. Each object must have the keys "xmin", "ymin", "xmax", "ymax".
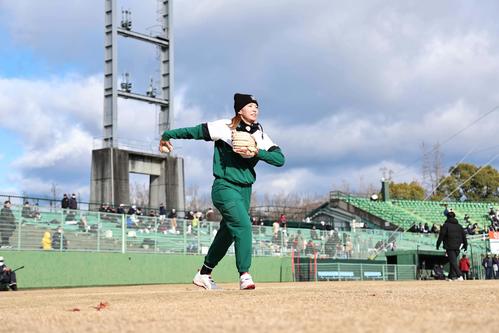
[
  {"xmin": 69, "ymin": 308, "xmax": 81, "ymax": 312},
  {"xmin": 93, "ymin": 301, "xmax": 110, "ymax": 311}
]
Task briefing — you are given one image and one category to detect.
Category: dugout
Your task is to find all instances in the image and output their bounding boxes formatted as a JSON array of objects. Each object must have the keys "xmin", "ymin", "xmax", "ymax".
[
  {"xmin": 293, "ymin": 257, "xmax": 387, "ymax": 282},
  {"xmin": 385, "ymin": 250, "xmax": 449, "ymax": 280}
]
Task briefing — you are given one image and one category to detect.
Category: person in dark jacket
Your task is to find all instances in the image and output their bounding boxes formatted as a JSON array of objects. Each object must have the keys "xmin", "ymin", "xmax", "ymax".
[
  {"xmin": 0, "ymin": 201, "xmax": 16, "ymax": 248},
  {"xmin": 68, "ymin": 194, "xmax": 78, "ymax": 210},
  {"xmin": 61, "ymin": 194, "xmax": 69, "ymax": 209},
  {"xmin": 0, "ymin": 256, "xmax": 17, "ymax": 291},
  {"xmin": 436, "ymin": 211, "xmax": 467, "ymax": 280}
]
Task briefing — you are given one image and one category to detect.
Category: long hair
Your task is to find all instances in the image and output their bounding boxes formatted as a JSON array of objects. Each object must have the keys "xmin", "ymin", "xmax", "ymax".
[{"xmin": 230, "ymin": 114, "xmax": 242, "ymax": 129}]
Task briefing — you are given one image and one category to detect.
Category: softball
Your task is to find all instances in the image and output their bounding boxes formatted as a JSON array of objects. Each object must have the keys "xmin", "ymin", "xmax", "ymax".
[{"xmin": 160, "ymin": 145, "xmax": 171, "ymax": 153}]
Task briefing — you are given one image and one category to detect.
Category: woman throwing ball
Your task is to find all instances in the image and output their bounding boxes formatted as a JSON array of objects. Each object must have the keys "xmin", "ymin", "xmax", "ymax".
[{"xmin": 159, "ymin": 93, "xmax": 285, "ymax": 290}]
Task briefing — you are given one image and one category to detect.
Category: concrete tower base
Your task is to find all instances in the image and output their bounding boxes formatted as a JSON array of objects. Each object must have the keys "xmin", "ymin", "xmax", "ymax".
[{"xmin": 90, "ymin": 147, "xmax": 184, "ymax": 212}]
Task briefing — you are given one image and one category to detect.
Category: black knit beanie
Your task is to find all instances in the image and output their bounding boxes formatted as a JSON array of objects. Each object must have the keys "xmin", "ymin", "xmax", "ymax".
[{"xmin": 234, "ymin": 93, "xmax": 258, "ymax": 114}]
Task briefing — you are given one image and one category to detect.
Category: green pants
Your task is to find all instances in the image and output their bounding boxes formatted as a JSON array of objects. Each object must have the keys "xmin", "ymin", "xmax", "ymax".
[{"xmin": 204, "ymin": 178, "xmax": 253, "ymax": 273}]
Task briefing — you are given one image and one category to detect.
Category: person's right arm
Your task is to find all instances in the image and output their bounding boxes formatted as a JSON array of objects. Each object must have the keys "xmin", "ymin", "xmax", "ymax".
[
  {"xmin": 161, "ymin": 124, "xmax": 211, "ymax": 141},
  {"xmin": 436, "ymin": 224, "xmax": 447, "ymax": 250}
]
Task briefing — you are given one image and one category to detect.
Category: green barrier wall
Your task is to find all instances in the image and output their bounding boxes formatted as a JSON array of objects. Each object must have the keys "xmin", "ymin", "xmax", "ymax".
[{"xmin": 0, "ymin": 251, "xmax": 293, "ymax": 289}]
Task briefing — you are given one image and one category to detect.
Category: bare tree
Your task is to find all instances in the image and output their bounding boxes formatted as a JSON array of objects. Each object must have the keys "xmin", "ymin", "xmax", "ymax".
[{"xmin": 421, "ymin": 141, "xmax": 444, "ymax": 195}]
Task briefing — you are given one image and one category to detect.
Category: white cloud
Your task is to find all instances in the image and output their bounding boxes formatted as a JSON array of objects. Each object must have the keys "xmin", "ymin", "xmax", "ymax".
[{"xmin": 3, "ymin": 1, "xmax": 499, "ymax": 201}]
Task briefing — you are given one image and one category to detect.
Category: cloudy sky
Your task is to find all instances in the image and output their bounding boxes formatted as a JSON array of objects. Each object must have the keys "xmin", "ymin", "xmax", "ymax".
[{"xmin": 1, "ymin": 0, "xmax": 499, "ymax": 203}]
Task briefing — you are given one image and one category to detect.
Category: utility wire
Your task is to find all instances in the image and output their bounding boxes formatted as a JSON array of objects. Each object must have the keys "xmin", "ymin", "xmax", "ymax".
[{"xmin": 392, "ymin": 105, "xmax": 499, "ymax": 178}]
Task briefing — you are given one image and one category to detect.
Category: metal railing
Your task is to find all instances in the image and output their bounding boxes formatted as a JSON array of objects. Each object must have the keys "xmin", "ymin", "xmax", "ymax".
[{"xmin": 0, "ymin": 205, "xmax": 441, "ymax": 258}]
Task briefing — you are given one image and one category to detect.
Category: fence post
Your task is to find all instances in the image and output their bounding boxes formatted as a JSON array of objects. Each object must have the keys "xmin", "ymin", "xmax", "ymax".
[
  {"xmin": 183, "ymin": 219, "xmax": 187, "ymax": 255},
  {"xmin": 154, "ymin": 217, "xmax": 158, "ymax": 253},
  {"xmin": 95, "ymin": 213, "xmax": 99, "ymax": 251},
  {"xmin": 360, "ymin": 263, "xmax": 364, "ymax": 281},
  {"xmin": 17, "ymin": 211, "xmax": 22, "ymax": 250},
  {"xmin": 121, "ymin": 214, "xmax": 125, "ymax": 254},
  {"xmin": 197, "ymin": 221, "xmax": 201, "ymax": 255}
]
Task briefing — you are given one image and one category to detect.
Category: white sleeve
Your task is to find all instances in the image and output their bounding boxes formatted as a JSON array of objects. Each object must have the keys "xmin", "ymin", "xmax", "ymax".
[
  {"xmin": 207, "ymin": 119, "xmax": 232, "ymax": 143},
  {"xmin": 253, "ymin": 130, "xmax": 278, "ymax": 151}
]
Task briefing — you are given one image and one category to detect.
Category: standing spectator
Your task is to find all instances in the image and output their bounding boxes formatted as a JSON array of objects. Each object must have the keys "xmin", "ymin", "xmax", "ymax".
[
  {"xmin": 61, "ymin": 194, "xmax": 69, "ymax": 210},
  {"xmin": 436, "ymin": 211, "xmax": 467, "ymax": 281},
  {"xmin": 459, "ymin": 254, "xmax": 471, "ymax": 280},
  {"xmin": 0, "ymin": 201, "xmax": 16, "ymax": 248},
  {"xmin": 493, "ymin": 254, "xmax": 499, "ymax": 279},
  {"xmin": 159, "ymin": 203, "xmax": 167, "ymax": 217},
  {"xmin": 168, "ymin": 209, "xmax": 177, "ymax": 233},
  {"xmin": 279, "ymin": 214, "xmax": 287, "ymax": 232},
  {"xmin": 68, "ymin": 194, "xmax": 78, "ymax": 210},
  {"xmin": 482, "ymin": 254, "xmax": 493, "ymax": 280},
  {"xmin": 345, "ymin": 238, "xmax": 353, "ymax": 259},
  {"xmin": 272, "ymin": 220, "xmax": 280, "ymax": 238},
  {"xmin": 0, "ymin": 257, "xmax": 17, "ymax": 291}
]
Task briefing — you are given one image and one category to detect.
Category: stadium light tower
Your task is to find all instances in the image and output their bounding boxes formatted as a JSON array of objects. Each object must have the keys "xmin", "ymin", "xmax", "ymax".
[{"xmin": 90, "ymin": 0, "xmax": 184, "ymax": 214}]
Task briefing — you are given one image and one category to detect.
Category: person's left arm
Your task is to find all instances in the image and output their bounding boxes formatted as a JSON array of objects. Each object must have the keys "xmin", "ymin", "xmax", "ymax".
[{"xmin": 253, "ymin": 132, "xmax": 285, "ymax": 167}]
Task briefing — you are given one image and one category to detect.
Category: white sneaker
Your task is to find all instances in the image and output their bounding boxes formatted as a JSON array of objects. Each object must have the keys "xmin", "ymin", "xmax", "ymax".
[
  {"xmin": 457, "ymin": 276, "xmax": 464, "ymax": 281},
  {"xmin": 193, "ymin": 271, "xmax": 219, "ymax": 290},
  {"xmin": 239, "ymin": 273, "xmax": 256, "ymax": 290}
]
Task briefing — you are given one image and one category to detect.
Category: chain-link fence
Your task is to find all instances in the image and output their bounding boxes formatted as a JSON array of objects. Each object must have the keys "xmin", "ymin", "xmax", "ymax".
[{"xmin": 0, "ymin": 204, "xmax": 442, "ymax": 259}]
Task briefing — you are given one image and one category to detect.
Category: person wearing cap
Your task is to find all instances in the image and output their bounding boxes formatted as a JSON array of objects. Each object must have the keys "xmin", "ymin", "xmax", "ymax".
[
  {"xmin": 159, "ymin": 93, "xmax": 285, "ymax": 290},
  {"xmin": 0, "ymin": 201, "xmax": 16, "ymax": 248},
  {"xmin": 436, "ymin": 211, "xmax": 468, "ymax": 281},
  {"xmin": 0, "ymin": 257, "xmax": 17, "ymax": 291},
  {"xmin": 68, "ymin": 193, "xmax": 78, "ymax": 210}
]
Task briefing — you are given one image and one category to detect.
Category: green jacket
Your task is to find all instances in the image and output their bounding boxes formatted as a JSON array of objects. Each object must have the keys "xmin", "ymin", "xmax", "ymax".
[{"xmin": 161, "ymin": 119, "xmax": 285, "ymax": 185}]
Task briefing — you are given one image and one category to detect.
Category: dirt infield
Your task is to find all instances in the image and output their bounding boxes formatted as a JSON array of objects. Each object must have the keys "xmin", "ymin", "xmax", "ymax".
[{"xmin": 0, "ymin": 280, "xmax": 496, "ymax": 333}]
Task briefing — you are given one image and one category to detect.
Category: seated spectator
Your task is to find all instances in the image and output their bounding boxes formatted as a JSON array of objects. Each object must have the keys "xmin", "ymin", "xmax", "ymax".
[
  {"xmin": 432, "ymin": 264, "xmax": 445, "ymax": 280},
  {"xmin": 78, "ymin": 216, "xmax": 90, "ymax": 232},
  {"xmin": 463, "ymin": 214, "xmax": 471, "ymax": 224},
  {"xmin": 0, "ymin": 257, "xmax": 17, "ymax": 291},
  {"xmin": 489, "ymin": 207, "xmax": 496, "ymax": 220},
  {"xmin": 310, "ymin": 225, "xmax": 319, "ymax": 240},
  {"xmin": 305, "ymin": 240, "xmax": 315, "ymax": 256},
  {"xmin": 116, "ymin": 204, "xmax": 125, "ymax": 215},
  {"xmin": 205, "ymin": 207, "xmax": 215, "ymax": 221},
  {"xmin": 430, "ymin": 224, "xmax": 439, "ymax": 233},
  {"xmin": 21, "ymin": 201, "xmax": 34, "ymax": 219},
  {"xmin": 51, "ymin": 227, "xmax": 68, "ymax": 250},
  {"xmin": 422, "ymin": 223, "xmax": 430, "ymax": 234},
  {"xmin": 65, "ymin": 211, "xmax": 77, "ymax": 224},
  {"xmin": 127, "ymin": 205, "xmax": 137, "ymax": 215}
]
